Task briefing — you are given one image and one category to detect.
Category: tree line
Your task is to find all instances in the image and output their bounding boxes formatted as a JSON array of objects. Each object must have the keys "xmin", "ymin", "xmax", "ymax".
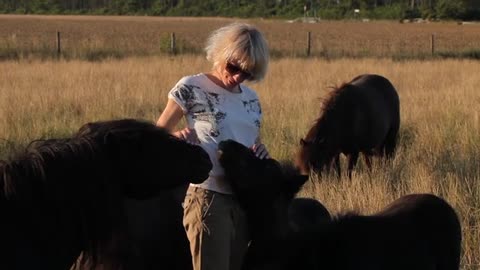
[{"xmin": 1, "ymin": 0, "xmax": 479, "ymax": 20}]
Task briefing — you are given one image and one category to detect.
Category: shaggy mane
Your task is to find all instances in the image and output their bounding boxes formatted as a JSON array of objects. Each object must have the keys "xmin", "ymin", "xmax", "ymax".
[{"xmin": 0, "ymin": 136, "xmax": 125, "ymax": 269}]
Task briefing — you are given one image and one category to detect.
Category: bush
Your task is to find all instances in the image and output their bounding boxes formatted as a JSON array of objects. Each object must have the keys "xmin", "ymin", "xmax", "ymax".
[
  {"xmin": 368, "ymin": 4, "xmax": 404, "ymax": 20},
  {"xmin": 436, "ymin": 0, "xmax": 466, "ymax": 20},
  {"xmin": 402, "ymin": 8, "xmax": 421, "ymax": 20}
]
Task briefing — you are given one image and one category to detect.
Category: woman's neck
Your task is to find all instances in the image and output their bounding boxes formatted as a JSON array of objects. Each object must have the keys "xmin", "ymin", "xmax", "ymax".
[{"xmin": 205, "ymin": 71, "xmax": 241, "ymax": 93}]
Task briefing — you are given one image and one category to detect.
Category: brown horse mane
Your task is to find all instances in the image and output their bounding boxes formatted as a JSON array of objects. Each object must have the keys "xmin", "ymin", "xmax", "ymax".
[
  {"xmin": 0, "ymin": 136, "xmax": 127, "ymax": 269},
  {"xmin": 304, "ymin": 82, "xmax": 350, "ymax": 143}
]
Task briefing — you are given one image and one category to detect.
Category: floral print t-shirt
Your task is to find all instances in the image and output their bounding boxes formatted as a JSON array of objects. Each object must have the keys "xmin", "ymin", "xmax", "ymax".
[{"xmin": 168, "ymin": 73, "xmax": 262, "ymax": 194}]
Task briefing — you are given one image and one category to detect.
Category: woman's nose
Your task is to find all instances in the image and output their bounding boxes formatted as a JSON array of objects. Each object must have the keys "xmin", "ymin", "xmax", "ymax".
[{"xmin": 232, "ymin": 73, "xmax": 248, "ymax": 82}]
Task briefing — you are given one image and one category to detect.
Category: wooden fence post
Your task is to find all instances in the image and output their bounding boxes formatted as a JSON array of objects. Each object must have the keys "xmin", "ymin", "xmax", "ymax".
[
  {"xmin": 56, "ymin": 31, "xmax": 61, "ymax": 57},
  {"xmin": 430, "ymin": 34, "xmax": 435, "ymax": 56},
  {"xmin": 170, "ymin": 32, "xmax": 176, "ymax": 54},
  {"xmin": 306, "ymin": 31, "xmax": 311, "ymax": 57}
]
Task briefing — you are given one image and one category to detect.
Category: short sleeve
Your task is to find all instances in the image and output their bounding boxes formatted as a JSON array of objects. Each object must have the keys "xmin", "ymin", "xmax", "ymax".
[{"xmin": 167, "ymin": 83, "xmax": 195, "ymax": 113}]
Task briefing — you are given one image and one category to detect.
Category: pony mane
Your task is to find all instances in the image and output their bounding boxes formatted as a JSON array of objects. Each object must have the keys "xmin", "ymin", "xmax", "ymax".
[
  {"xmin": 332, "ymin": 210, "xmax": 361, "ymax": 221},
  {"xmin": 75, "ymin": 118, "xmax": 165, "ymax": 139},
  {"xmin": 0, "ymin": 135, "xmax": 127, "ymax": 269},
  {"xmin": 304, "ymin": 83, "xmax": 349, "ymax": 143},
  {"xmin": 1, "ymin": 137, "xmax": 99, "ymax": 198}
]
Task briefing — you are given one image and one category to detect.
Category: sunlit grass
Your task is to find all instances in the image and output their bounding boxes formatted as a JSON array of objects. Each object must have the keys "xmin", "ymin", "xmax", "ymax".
[{"xmin": 0, "ymin": 56, "xmax": 479, "ymax": 268}]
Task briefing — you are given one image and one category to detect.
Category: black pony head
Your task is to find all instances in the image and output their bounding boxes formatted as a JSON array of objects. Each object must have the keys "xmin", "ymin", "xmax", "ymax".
[
  {"xmin": 76, "ymin": 119, "xmax": 212, "ymax": 199},
  {"xmin": 218, "ymin": 139, "xmax": 307, "ymax": 219}
]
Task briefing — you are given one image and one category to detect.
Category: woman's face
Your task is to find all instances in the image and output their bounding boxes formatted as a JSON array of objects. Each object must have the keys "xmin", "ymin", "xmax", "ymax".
[{"xmin": 217, "ymin": 61, "xmax": 252, "ymax": 90}]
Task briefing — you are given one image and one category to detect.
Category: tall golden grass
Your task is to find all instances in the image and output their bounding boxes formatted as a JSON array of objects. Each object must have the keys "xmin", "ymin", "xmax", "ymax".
[
  {"xmin": 1, "ymin": 15, "xmax": 480, "ymax": 59},
  {"xmin": 0, "ymin": 56, "xmax": 479, "ymax": 268}
]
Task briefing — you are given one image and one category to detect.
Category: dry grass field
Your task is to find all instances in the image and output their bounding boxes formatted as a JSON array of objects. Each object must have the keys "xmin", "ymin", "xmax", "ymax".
[
  {"xmin": 0, "ymin": 56, "xmax": 479, "ymax": 269},
  {"xmin": 0, "ymin": 15, "xmax": 479, "ymax": 269},
  {"xmin": 1, "ymin": 15, "xmax": 480, "ymax": 59}
]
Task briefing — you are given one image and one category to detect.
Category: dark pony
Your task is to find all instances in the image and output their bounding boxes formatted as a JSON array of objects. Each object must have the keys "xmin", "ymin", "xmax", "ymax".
[
  {"xmin": 288, "ymin": 197, "xmax": 331, "ymax": 232},
  {"xmin": 296, "ymin": 74, "xmax": 400, "ymax": 178},
  {"xmin": 218, "ymin": 140, "xmax": 461, "ymax": 270},
  {"xmin": 0, "ymin": 119, "xmax": 212, "ymax": 270},
  {"xmin": 218, "ymin": 139, "xmax": 311, "ymax": 270},
  {"xmin": 283, "ymin": 194, "xmax": 462, "ymax": 270},
  {"xmin": 120, "ymin": 185, "xmax": 194, "ymax": 270}
]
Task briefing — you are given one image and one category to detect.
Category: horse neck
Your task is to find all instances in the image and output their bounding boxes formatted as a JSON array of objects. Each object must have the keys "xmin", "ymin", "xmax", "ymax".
[
  {"xmin": 0, "ymin": 162, "xmax": 5, "ymax": 199},
  {"xmin": 304, "ymin": 117, "xmax": 339, "ymax": 165},
  {"xmin": 248, "ymin": 198, "xmax": 291, "ymax": 242}
]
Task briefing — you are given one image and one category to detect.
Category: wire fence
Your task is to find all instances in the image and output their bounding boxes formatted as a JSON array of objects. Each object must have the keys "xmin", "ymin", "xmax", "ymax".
[{"xmin": 1, "ymin": 28, "xmax": 480, "ymax": 61}]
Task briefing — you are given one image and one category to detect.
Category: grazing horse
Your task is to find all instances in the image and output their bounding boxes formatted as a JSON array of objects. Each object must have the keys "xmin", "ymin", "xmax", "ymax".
[
  {"xmin": 218, "ymin": 141, "xmax": 461, "ymax": 270},
  {"xmin": 0, "ymin": 119, "xmax": 212, "ymax": 270},
  {"xmin": 296, "ymin": 74, "xmax": 400, "ymax": 178}
]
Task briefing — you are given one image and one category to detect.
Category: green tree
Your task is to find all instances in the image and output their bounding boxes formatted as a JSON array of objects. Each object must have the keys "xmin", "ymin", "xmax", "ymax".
[{"xmin": 435, "ymin": 0, "xmax": 465, "ymax": 19}]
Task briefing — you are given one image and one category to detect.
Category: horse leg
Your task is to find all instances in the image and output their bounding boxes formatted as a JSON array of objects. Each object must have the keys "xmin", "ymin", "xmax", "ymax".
[
  {"xmin": 347, "ymin": 152, "xmax": 359, "ymax": 179},
  {"xmin": 384, "ymin": 127, "xmax": 398, "ymax": 159},
  {"xmin": 332, "ymin": 154, "xmax": 341, "ymax": 179},
  {"xmin": 363, "ymin": 153, "xmax": 372, "ymax": 171}
]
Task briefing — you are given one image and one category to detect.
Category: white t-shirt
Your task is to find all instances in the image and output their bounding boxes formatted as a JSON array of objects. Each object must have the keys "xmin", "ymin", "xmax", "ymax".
[{"xmin": 168, "ymin": 73, "xmax": 262, "ymax": 194}]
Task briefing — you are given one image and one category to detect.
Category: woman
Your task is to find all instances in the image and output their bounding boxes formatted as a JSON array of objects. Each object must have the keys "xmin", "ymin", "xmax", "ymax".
[{"xmin": 156, "ymin": 22, "xmax": 270, "ymax": 270}]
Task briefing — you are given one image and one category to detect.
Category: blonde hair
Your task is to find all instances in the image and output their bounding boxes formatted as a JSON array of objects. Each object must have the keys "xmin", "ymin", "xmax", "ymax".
[{"xmin": 205, "ymin": 22, "xmax": 269, "ymax": 82}]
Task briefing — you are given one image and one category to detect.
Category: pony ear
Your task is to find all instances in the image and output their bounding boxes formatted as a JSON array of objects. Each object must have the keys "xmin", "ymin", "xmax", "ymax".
[
  {"xmin": 283, "ymin": 174, "xmax": 309, "ymax": 198},
  {"xmin": 293, "ymin": 174, "xmax": 309, "ymax": 188}
]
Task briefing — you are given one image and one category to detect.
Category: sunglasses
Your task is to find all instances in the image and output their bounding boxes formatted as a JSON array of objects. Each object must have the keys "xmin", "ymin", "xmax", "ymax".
[{"xmin": 225, "ymin": 62, "xmax": 252, "ymax": 79}]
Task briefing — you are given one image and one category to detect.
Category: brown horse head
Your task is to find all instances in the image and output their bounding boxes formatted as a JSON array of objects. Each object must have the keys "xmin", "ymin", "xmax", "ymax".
[{"xmin": 295, "ymin": 85, "xmax": 346, "ymax": 176}]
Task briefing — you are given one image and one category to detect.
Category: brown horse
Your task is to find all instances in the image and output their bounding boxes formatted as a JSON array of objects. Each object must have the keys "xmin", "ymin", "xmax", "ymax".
[
  {"xmin": 0, "ymin": 119, "xmax": 212, "ymax": 270},
  {"xmin": 296, "ymin": 74, "xmax": 400, "ymax": 178}
]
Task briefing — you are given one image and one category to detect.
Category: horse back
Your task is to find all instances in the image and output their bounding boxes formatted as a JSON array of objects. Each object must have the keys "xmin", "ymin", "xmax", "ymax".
[
  {"xmin": 342, "ymin": 74, "xmax": 400, "ymax": 148},
  {"xmin": 350, "ymin": 74, "xmax": 399, "ymax": 123},
  {"xmin": 302, "ymin": 194, "xmax": 461, "ymax": 270},
  {"xmin": 377, "ymin": 194, "xmax": 462, "ymax": 270}
]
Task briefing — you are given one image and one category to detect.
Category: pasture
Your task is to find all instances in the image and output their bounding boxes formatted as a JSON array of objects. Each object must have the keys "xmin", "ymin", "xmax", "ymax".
[
  {"xmin": 0, "ymin": 15, "xmax": 479, "ymax": 269},
  {"xmin": 1, "ymin": 15, "xmax": 480, "ymax": 59}
]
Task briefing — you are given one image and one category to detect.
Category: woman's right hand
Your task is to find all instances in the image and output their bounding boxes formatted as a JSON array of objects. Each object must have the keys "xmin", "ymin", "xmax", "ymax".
[{"xmin": 174, "ymin": 127, "xmax": 200, "ymax": 144}]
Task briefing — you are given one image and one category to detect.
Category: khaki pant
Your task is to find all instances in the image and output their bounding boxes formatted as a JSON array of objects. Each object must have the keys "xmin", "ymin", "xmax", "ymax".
[{"xmin": 183, "ymin": 186, "xmax": 249, "ymax": 270}]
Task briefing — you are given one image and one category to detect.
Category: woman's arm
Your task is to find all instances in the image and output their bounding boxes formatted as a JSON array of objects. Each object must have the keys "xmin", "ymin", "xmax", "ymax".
[{"xmin": 157, "ymin": 99, "xmax": 199, "ymax": 144}]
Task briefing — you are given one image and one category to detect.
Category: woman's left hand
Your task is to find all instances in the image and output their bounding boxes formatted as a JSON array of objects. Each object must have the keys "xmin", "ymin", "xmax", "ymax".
[{"xmin": 251, "ymin": 143, "xmax": 270, "ymax": 159}]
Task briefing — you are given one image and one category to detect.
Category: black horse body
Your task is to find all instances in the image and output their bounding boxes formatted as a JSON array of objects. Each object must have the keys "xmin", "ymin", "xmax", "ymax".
[
  {"xmin": 285, "ymin": 194, "xmax": 462, "ymax": 270},
  {"xmin": 287, "ymin": 197, "xmax": 331, "ymax": 232},
  {"xmin": 0, "ymin": 119, "xmax": 212, "ymax": 270},
  {"xmin": 218, "ymin": 140, "xmax": 460, "ymax": 270},
  {"xmin": 297, "ymin": 74, "xmax": 400, "ymax": 178},
  {"xmin": 218, "ymin": 140, "xmax": 313, "ymax": 270},
  {"xmin": 123, "ymin": 185, "xmax": 193, "ymax": 270}
]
